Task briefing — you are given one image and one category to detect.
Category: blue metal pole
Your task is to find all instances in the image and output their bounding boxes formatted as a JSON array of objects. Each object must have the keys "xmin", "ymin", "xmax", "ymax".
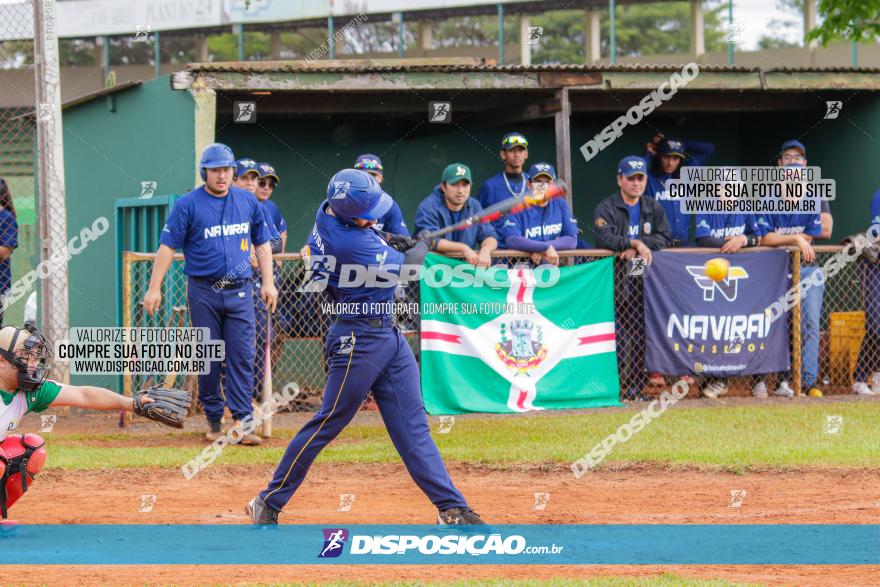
[
  {"xmin": 236, "ymin": 24, "xmax": 244, "ymax": 61},
  {"xmin": 154, "ymin": 30, "xmax": 160, "ymax": 78},
  {"xmin": 328, "ymin": 15, "xmax": 335, "ymax": 60},
  {"xmin": 498, "ymin": 3, "xmax": 504, "ymax": 65},
  {"xmin": 609, "ymin": 0, "xmax": 616, "ymax": 64},
  {"xmin": 727, "ymin": 0, "xmax": 734, "ymax": 65},
  {"xmin": 102, "ymin": 35, "xmax": 110, "ymax": 81},
  {"xmin": 397, "ymin": 12, "xmax": 405, "ymax": 58}
]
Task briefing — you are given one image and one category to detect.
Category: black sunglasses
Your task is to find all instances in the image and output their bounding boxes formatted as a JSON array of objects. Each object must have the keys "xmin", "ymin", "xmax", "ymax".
[{"xmin": 258, "ymin": 179, "xmax": 276, "ymax": 188}]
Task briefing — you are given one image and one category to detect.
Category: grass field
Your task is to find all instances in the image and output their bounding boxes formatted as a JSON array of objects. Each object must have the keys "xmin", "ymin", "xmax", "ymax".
[{"xmin": 45, "ymin": 400, "xmax": 880, "ymax": 470}]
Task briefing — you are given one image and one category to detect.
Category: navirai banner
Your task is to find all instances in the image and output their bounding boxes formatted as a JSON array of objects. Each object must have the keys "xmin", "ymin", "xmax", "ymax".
[{"xmin": 644, "ymin": 250, "xmax": 790, "ymax": 377}]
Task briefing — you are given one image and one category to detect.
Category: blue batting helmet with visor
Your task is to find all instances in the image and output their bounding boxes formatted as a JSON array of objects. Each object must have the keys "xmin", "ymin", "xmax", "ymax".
[
  {"xmin": 200, "ymin": 143, "xmax": 236, "ymax": 180},
  {"xmin": 327, "ymin": 169, "xmax": 393, "ymax": 222}
]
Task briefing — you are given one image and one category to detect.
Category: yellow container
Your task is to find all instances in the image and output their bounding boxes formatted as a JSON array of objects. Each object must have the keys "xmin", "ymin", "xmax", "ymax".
[{"xmin": 829, "ymin": 312, "xmax": 865, "ymax": 386}]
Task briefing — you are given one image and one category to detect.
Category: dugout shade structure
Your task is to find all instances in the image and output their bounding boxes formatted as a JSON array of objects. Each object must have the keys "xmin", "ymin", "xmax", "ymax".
[{"xmin": 55, "ymin": 61, "xmax": 880, "ymax": 392}]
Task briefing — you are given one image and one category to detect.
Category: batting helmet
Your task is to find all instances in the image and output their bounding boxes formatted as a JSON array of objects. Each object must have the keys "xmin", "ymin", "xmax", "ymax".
[
  {"xmin": 199, "ymin": 143, "xmax": 236, "ymax": 181},
  {"xmin": 326, "ymin": 169, "xmax": 392, "ymax": 222}
]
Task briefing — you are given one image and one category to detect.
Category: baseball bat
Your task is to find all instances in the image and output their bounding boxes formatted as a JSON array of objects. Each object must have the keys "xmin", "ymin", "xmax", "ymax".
[
  {"xmin": 418, "ymin": 179, "xmax": 568, "ymax": 240},
  {"xmin": 260, "ymin": 310, "xmax": 273, "ymax": 438}
]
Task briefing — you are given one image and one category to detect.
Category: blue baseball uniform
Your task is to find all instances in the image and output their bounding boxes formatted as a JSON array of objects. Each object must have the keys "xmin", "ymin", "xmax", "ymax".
[
  {"xmin": 644, "ymin": 141, "xmax": 714, "ymax": 245},
  {"xmin": 414, "ymin": 185, "xmax": 496, "ymax": 249},
  {"xmin": 376, "ymin": 200, "xmax": 409, "ymax": 236},
  {"xmin": 758, "ymin": 210, "xmax": 823, "ymax": 388},
  {"xmin": 695, "ymin": 213, "xmax": 764, "ymax": 245},
  {"xmin": 477, "ymin": 171, "xmax": 529, "ymax": 230},
  {"xmin": 498, "ymin": 199, "xmax": 579, "ymax": 252},
  {"xmin": 853, "ymin": 189, "xmax": 880, "ymax": 383},
  {"xmin": 160, "ymin": 185, "xmax": 271, "ymax": 423},
  {"xmin": 0, "ymin": 208, "xmax": 18, "ymax": 325},
  {"xmin": 262, "ymin": 199, "xmax": 287, "ymax": 243},
  {"xmin": 260, "ymin": 202, "xmax": 468, "ymax": 513}
]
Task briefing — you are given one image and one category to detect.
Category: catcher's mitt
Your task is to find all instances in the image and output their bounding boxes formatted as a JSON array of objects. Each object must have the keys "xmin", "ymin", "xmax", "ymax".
[{"xmin": 133, "ymin": 386, "xmax": 191, "ymax": 429}]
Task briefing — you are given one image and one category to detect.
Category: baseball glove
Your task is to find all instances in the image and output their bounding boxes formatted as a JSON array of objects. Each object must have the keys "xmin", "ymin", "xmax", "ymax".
[{"xmin": 133, "ymin": 386, "xmax": 191, "ymax": 429}]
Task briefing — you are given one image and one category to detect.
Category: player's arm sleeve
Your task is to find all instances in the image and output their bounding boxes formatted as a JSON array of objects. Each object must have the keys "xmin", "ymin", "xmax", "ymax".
[
  {"xmin": 805, "ymin": 215, "xmax": 823, "ymax": 237},
  {"xmin": 592, "ymin": 205, "xmax": 630, "ymax": 252},
  {"xmin": 642, "ymin": 148, "xmax": 655, "ymax": 168},
  {"xmin": 747, "ymin": 214, "xmax": 765, "ymax": 237},
  {"xmin": 696, "ymin": 235, "xmax": 726, "ymax": 247},
  {"xmin": 413, "ymin": 202, "xmax": 441, "ymax": 237},
  {"xmin": 159, "ymin": 200, "xmax": 189, "ymax": 250},
  {"xmin": 388, "ymin": 204, "xmax": 409, "ymax": 236},
  {"xmin": 640, "ymin": 200, "xmax": 672, "ymax": 250},
  {"xmin": 543, "ymin": 235, "xmax": 577, "ymax": 250},
  {"xmin": 684, "ymin": 141, "xmax": 715, "ymax": 166},
  {"xmin": 250, "ymin": 202, "xmax": 271, "ymax": 246},
  {"xmin": 28, "ymin": 379, "xmax": 63, "ymax": 413},
  {"xmin": 477, "ymin": 219, "xmax": 497, "ymax": 244},
  {"xmin": 504, "ymin": 235, "xmax": 549, "ymax": 253}
]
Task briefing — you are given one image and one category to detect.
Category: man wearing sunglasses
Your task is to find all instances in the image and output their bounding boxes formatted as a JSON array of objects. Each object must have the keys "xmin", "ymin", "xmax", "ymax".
[
  {"xmin": 354, "ymin": 154, "xmax": 409, "ymax": 236},
  {"xmin": 477, "ymin": 132, "xmax": 530, "ymax": 216},
  {"xmin": 593, "ymin": 156, "xmax": 671, "ymax": 402},
  {"xmin": 252, "ymin": 163, "xmax": 286, "ymax": 406}
]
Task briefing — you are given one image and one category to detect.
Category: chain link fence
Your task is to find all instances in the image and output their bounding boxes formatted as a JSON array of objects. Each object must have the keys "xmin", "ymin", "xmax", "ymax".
[{"xmin": 122, "ymin": 245, "xmax": 876, "ymax": 412}]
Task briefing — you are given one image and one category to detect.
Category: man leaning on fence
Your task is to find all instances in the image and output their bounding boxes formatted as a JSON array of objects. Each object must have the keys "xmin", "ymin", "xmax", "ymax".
[
  {"xmin": 593, "ymin": 156, "xmax": 671, "ymax": 402},
  {"xmin": 850, "ymin": 187, "xmax": 880, "ymax": 396}
]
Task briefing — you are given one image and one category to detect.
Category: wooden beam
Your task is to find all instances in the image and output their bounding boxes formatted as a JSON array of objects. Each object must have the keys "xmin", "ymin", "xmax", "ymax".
[
  {"xmin": 554, "ymin": 87, "xmax": 573, "ymax": 211},
  {"xmin": 537, "ymin": 71, "xmax": 603, "ymax": 87}
]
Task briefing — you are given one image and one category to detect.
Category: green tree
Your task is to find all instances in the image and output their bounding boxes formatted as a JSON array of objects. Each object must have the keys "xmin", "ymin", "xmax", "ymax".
[{"xmin": 806, "ymin": 0, "xmax": 880, "ymax": 45}]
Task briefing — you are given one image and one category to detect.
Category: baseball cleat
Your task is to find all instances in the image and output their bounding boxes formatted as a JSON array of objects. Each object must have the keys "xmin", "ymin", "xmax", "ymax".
[
  {"xmin": 246, "ymin": 496, "xmax": 279, "ymax": 525},
  {"xmin": 852, "ymin": 382, "xmax": 876, "ymax": 396},
  {"xmin": 701, "ymin": 381, "xmax": 727, "ymax": 399},
  {"xmin": 751, "ymin": 381, "xmax": 768, "ymax": 398},
  {"xmin": 771, "ymin": 381, "xmax": 794, "ymax": 398},
  {"xmin": 437, "ymin": 507, "xmax": 486, "ymax": 525}
]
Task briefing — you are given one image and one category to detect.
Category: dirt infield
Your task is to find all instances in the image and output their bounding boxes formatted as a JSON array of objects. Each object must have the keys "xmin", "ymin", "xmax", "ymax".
[{"xmin": 15, "ymin": 462, "xmax": 880, "ymax": 586}]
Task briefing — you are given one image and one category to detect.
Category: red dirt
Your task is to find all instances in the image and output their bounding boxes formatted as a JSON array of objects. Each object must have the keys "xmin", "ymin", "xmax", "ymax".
[{"xmin": 14, "ymin": 463, "xmax": 880, "ymax": 586}]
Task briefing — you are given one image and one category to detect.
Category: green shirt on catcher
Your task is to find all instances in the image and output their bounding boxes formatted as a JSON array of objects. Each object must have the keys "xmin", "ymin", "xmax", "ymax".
[{"xmin": 0, "ymin": 379, "xmax": 62, "ymax": 440}]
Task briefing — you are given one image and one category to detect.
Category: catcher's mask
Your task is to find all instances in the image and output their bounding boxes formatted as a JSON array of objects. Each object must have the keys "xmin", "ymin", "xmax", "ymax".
[{"xmin": 0, "ymin": 325, "xmax": 51, "ymax": 391}]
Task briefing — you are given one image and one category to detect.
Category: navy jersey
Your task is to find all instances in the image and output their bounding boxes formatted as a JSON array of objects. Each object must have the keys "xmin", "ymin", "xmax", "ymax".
[
  {"xmin": 627, "ymin": 202, "xmax": 641, "ymax": 238},
  {"xmin": 306, "ymin": 203, "xmax": 404, "ymax": 319},
  {"xmin": 757, "ymin": 212, "xmax": 822, "ymax": 237},
  {"xmin": 871, "ymin": 189, "xmax": 880, "ymax": 226},
  {"xmin": 498, "ymin": 199, "xmax": 577, "ymax": 243},
  {"xmin": 695, "ymin": 213, "xmax": 763, "ymax": 239},
  {"xmin": 0, "ymin": 209, "xmax": 17, "ymax": 294},
  {"xmin": 263, "ymin": 199, "xmax": 287, "ymax": 236},
  {"xmin": 160, "ymin": 185, "xmax": 271, "ymax": 278},
  {"xmin": 477, "ymin": 171, "xmax": 530, "ymax": 209},
  {"xmin": 376, "ymin": 200, "xmax": 409, "ymax": 236}
]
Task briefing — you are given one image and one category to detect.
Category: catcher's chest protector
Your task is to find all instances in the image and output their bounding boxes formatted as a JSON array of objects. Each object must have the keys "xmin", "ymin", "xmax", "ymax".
[{"xmin": 0, "ymin": 434, "xmax": 46, "ymax": 517}]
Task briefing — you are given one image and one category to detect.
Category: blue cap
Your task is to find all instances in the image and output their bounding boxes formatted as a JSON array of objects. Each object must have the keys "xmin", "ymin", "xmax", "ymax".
[
  {"xmin": 658, "ymin": 138, "xmax": 686, "ymax": 157},
  {"xmin": 354, "ymin": 154, "xmax": 383, "ymax": 173},
  {"xmin": 528, "ymin": 162, "xmax": 556, "ymax": 181},
  {"xmin": 257, "ymin": 162, "xmax": 279, "ymax": 183},
  {"xmin": 501, "ymin": 132, "xmax": 528, "ymax": 150},
  {"xmin": 235, "ymin": 158, "xmax": 259, "ymax": 178},
  {"xmin": 617, "ymin": 156, "xmax": 648, "ymax": 177},
  {"xmin": 779, "ymin": 140, "xmax": 806, "ymax": 157}
]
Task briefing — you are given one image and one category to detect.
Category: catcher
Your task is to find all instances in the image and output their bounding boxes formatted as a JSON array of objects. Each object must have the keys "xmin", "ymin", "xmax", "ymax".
[{"xmin": 0, "ymin": 324, "xmax": 189, "ymax": 523}]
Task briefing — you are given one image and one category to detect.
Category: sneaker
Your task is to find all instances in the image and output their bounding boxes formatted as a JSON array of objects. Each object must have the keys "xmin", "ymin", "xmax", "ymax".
[
  {"xmin": 205, "ymin": 420, "xmax": 223, "ymax": 442},
  {"xmin": 701, "ymin": 381, "xmax": 727, "ymax": 399},
  {"xmin": 771, "ymin": 381, "xmax": 794, "ymax": 398},
  {"xmin": 852, "ymin": 382, "xmax": 876, "ymax": 396},
  {"xmin": 229, "ymin": 420, "xmax": 262, "ymax": 446},
  {"xmin": 622, "ymin": 388, "xmax": 650, "ymax": 402},
  {"xmin": 751, "ymin": 381, "xmax": 768, "ymax": 398},
  {"xmin": 246, "ymin": 496, "xmax": 279, "ymax": 525},
  {"xmin": 438, "ymin": 507, "xmax": 486, "ymax": 525}
]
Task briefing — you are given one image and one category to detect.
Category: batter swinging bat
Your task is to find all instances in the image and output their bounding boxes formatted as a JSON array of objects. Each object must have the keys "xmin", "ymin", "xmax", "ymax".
[
  {"xmin": 260, "ymin": 310, "xmax": 273, "ymax": 438},
  {"xmin": 418, "ymin": 179, "xmax": 568, "ymax": 240}
]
